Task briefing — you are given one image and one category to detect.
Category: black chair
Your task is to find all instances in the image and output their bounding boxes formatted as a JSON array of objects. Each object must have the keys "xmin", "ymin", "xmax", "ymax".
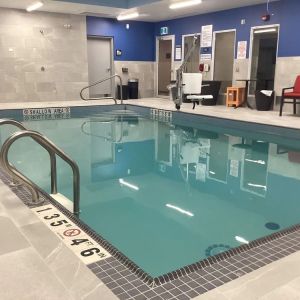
[
  {"xmin": 183, "ymin": 80, "xmax": 221, "ymax": 105},
  {"xmin": 201, "ymin": 81, "xmax": 222, "ymax": 106}
]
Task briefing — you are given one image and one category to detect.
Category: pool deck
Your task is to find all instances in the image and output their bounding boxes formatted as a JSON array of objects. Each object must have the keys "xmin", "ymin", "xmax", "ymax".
[
  {"xmin": 1, "ymin": 97, "xmax": 300, "ymax": 130},
  {"xmin": 1, "ymin": 98, "xmax": 300, "ymax": 300},
  {"xmin": 0, "ymin": 179, "xmax": 117, "ymax": 300}
]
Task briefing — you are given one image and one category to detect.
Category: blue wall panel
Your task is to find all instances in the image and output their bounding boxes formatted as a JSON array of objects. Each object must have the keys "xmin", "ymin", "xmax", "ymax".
[
  {"xmin": 86, "ymin": 0, "xmax": 300, "ymax": 61},
  {"xmin": 155, "ymin": 2, "xmax": 284, "ymax": 59},
  {"xmin": 276, "ymin": 0, "xmax": 300, "ymax": 57},
  {"xmin": 86, "ymin": 17, "xmax": 155, "ymax": 61}
]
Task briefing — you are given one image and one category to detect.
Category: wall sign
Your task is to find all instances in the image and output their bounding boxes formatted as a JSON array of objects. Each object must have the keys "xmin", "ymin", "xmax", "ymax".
[
  {"xmin": 32, "ymin": 204, "xmax": 111, "ymax": 265},
  {"xmin": 23, "ymin": 107, "xmax": 70, "ymax": 116},
  {"xmin": 160, "ymin": 27, "xmax": 169, "ymax": 35},
  {"xmin": 237, "ymin": 41, "xmax": 247, "ymax": 59},
  {"xmin": 201, "ymin": 25, "xmax": 213, "ymax": 48},
  {"xmin": 23, "ymin": 107, "xmax": 71, "ymax": 121},
  {"xmin": 175, "ymin": 46, "xmax": 182, "ymax": 60},
  {"xmin": 230, "ymin": 160, "xmax": 239, "ymax": 177},
  {"xmin": 150, "ymin": 108, "xmax": 172, "ymax": 123},
  {"xmin": 200, "ymin": 53, "xmax": 212, "ymax": 61}
]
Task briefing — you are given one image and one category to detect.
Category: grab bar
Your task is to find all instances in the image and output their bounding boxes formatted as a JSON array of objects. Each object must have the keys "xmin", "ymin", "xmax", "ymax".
[
  {"xmin": 0, "ymin": 119, "xmax": 57, "ymax": 193},
  {"xmin": 0, "ymin": 130, "xmax": 80, "ymax": 216},
  {"xmin": 0, "ymin": 119, "xmax": 27, "ymax": 130},
  {"xmin": 80, "ymin": 74, "xmax": 123, "ymax": 105},
  {"xmin": 80, "ymin": 116, "xmax": 124, "ymax": 143}
]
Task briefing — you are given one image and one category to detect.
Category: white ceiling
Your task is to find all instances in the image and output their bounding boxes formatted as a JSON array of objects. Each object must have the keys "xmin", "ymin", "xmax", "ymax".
[{"xmin": 0, "ymin": 0, "xmax": 276, "ymax": 22}]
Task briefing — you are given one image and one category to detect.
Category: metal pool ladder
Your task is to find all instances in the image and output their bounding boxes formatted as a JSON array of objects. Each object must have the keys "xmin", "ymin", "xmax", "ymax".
[
  {"xmin": 80, "ymin": 74, "xmax": 123, "ymax": 104},
  {"xmin": 0, "ymin": 119, "xmax": 80, "ymax": 216}
]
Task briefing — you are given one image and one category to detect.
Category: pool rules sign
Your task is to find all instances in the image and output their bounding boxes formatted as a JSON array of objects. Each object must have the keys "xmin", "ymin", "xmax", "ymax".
[{"xmin": 32, "ymin": 204, "xmax": 111, "ymax": 265}]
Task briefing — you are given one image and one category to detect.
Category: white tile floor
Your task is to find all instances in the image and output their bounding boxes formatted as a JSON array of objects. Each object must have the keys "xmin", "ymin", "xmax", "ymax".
[
  {"xmin": 1, "ymin": 98, "xmax": 300, "ymax": 299},
  {"xmin": 0, "ymin": 179, "xmax": 117, "ymax": 300}
]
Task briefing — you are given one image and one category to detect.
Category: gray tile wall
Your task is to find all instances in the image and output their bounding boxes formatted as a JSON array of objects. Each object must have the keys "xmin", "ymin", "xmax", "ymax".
[
  {"xmin": 0, "ymin": 8, "xmax": 88, "ymax": 103},
  {"xmin": 114, "ymin": 61, "xmax": 155, "ymax": 98}
]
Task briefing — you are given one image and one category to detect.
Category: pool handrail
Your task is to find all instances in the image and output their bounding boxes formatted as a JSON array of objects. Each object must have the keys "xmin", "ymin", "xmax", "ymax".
[
  {"xmin": 80, "ymin": 74, "xmax": 123, "ymax": 105},
  {"xmin": 0, "ymin": 119, "xmax": 58, "ymax": 198},
  {"xmin": 0, "ymin": 126, "xmax": 80, "ymax": 216},
  {"xmin": 0, "ymin": 119, "xmax": 27, "ymax": 130}
]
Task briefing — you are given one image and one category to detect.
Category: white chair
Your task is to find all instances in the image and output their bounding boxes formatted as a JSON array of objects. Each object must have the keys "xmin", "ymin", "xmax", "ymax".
[{"xmin": 183, "ymin": 73, "xmax": 213, "ymax": 109}]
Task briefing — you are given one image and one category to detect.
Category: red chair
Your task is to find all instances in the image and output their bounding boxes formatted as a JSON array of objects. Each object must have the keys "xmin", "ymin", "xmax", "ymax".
[{"xmin": 280, "ymin": 75, "xmax": 300, "ymax": 116}]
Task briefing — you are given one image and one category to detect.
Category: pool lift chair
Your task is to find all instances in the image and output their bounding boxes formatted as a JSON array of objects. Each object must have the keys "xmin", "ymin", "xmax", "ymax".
[{"xmin": 169, "ymin": 35, "xmax": 213, "ymax": 110}]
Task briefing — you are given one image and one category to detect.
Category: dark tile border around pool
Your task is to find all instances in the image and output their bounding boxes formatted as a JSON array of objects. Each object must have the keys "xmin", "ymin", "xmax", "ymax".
[{"xmin": 2, "ymin": 169, "xmax": 300, "ymax": 299}]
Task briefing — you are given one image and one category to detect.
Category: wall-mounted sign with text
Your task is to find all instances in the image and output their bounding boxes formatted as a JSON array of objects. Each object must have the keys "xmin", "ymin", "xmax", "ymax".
[
  {"xmin": 160, "ymin": 27, "xmax": 169, "ymax": 35},
  {"xmin": 201, "ymin": 25, "xmax": 213, "ymax": 48},
  {"xmin": 23, "ymin": 107, "xmax": 71, "ymax": 121},
  {"xmin": 175, "ymin": 46, "xmax": 182, "ymax": 60},
  {"xmin": 237, "ymin": 41, "xmax": 247, "ymax": 59}
]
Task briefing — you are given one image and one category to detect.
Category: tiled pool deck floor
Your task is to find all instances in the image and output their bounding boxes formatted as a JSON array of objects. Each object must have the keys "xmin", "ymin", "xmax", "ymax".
[
  {"xmin": 1, "ymin": 98, "xmax": 300, "ymax": 299},
  {"xmin": 1, "ymin": 98, "xmax": 300, "ymax": 130}
]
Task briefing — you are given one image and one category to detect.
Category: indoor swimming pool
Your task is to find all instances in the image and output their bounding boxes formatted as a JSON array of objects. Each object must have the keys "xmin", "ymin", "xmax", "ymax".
[{"xmin": 1, "ymin": 108, "xmax": 300, "ymax": 278}]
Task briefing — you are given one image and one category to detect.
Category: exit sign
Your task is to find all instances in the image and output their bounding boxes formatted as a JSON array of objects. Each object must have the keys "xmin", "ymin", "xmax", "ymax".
[{"xmin": 160, "ymin": 27, "xmax": 169, "ymax": 35}]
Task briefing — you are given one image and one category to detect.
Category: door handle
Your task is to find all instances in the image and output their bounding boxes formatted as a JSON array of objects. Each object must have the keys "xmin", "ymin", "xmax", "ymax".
[{"xmin": 106, "ymin": 68, "xmax": 111, "ymax": 72}]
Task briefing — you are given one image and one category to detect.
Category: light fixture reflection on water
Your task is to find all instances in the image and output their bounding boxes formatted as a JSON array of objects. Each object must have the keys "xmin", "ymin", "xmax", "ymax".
[
  {"xmin": 235, "ymin": 236, "xmax": 249, "ymax": 244},
  {"xmin": 166, "ymin": 204, "xmax": 194, "ymax": 217},
  {"xmin": 245, "ymin": 159, "xmax": 266, "ymax": 165},
  {"xmin": 119, "ymin": 178, "xmax": 139, "ymax": 191},
  {"xmin": 247, "ymin": 183, "xmax": 267, "ymax": 190}
]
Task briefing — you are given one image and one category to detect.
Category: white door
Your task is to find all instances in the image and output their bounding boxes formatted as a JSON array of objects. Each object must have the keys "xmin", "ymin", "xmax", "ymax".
[
  {"xmin": 87, "ymin": 37, "xmax": 113, "ymax": 98},
  {"xmin": 213, "ymin": 31, "xmax": 236, "ymax": 94},
  {"xmin": 156, "ymin": 35, "xmax": 175, "ymax": 97}
]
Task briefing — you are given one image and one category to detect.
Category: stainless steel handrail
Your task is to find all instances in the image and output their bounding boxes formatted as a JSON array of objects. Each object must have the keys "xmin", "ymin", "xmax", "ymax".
[
  {"xmin": 0, "ymin": 119, "xmax": 27, "ymax": 130},
  {"xmin": 80, "ymin": 74, "xmax": 123, "ymax": 104},
  {"xmin": 80, "ymin": 117, "xmax": 125, "ymax": 143},
  {"xmin": 0, "ymin": 130, "xmax": 80, "ymax": 216},
  {"xmin": 0, "ymin": 119, "xmax": 57, "ymax": 194}
]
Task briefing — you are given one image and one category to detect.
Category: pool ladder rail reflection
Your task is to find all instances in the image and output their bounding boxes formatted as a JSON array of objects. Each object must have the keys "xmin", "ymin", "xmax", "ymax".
[
  {"xmin": 80, "ymin": 74, "xmax": 123, "ymax": 104},
  {"xmin": 0, "ymin": 119, "xmax": 80, "ymax": 216}
]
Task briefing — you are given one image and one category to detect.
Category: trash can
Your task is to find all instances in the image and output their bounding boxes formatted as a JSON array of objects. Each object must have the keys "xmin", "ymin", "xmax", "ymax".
[
  {"xmin": 255, "ymin": 90, "xmax": 275, "ymax": 111},
  {"xmin": 168, "ymin": 82, "xmax": 177, "ymax": 102},
  {"xmin": 117, "ymin": 85, "xmax": 128, "ymax": 100},
  {"xmin": 128, "ymin": 79, "xmax": 139, "ymax": 99}
]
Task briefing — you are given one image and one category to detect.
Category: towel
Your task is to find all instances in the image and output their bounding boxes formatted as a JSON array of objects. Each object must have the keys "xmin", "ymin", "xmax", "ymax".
[{"xmin": 260, "ymin": 90, "xmax": 273, "ymax": 97}]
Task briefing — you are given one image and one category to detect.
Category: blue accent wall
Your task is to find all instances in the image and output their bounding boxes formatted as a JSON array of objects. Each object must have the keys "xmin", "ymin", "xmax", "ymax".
[
  {"xmin": 155, "ymin": 0, "xmax": 300, "ymax": 58},
  {"xmin": 277, "ymin": 0, "xmax": 300, "ymax": 57},
  {"xmin": 86, "ymin": 0, "xmax": 300, "ymax": 62},
  {"xmin": 86, "ymin": 17, "xmax": 155, "ymax": 61}
]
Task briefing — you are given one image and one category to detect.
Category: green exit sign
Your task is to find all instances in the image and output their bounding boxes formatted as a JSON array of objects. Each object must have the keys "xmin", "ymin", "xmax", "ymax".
[{"xmin": 160, "ymin": 27, "xmax": 169, "ymax": 35}]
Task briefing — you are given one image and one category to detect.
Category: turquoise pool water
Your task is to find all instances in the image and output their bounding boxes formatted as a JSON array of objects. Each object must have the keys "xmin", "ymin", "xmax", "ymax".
[{"xmin": 1, "ymin": 110, "xmax": 300, "ymax": 277}]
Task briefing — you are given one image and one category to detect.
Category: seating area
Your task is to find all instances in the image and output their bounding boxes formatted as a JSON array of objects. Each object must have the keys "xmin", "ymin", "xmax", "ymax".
[
  {"xmin": 280, "ymin": 75, "xmax": 300, "ymax": 116},
  {"xmin": 182, "ymin": 73, "xmax": 214, "ymax": 109}
]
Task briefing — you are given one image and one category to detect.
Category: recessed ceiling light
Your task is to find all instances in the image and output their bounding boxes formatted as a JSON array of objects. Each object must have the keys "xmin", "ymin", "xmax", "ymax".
[
  {"xmin": 169, "ymin": 0, "xmax": 202, "ymax": 10},
  {"xmin": 117, "ymin": 12, "xmax": 139, "ymax": 21},
  {"xmin": 26, "ymin": 1, "xmax": 44, "ymax": 12}
]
